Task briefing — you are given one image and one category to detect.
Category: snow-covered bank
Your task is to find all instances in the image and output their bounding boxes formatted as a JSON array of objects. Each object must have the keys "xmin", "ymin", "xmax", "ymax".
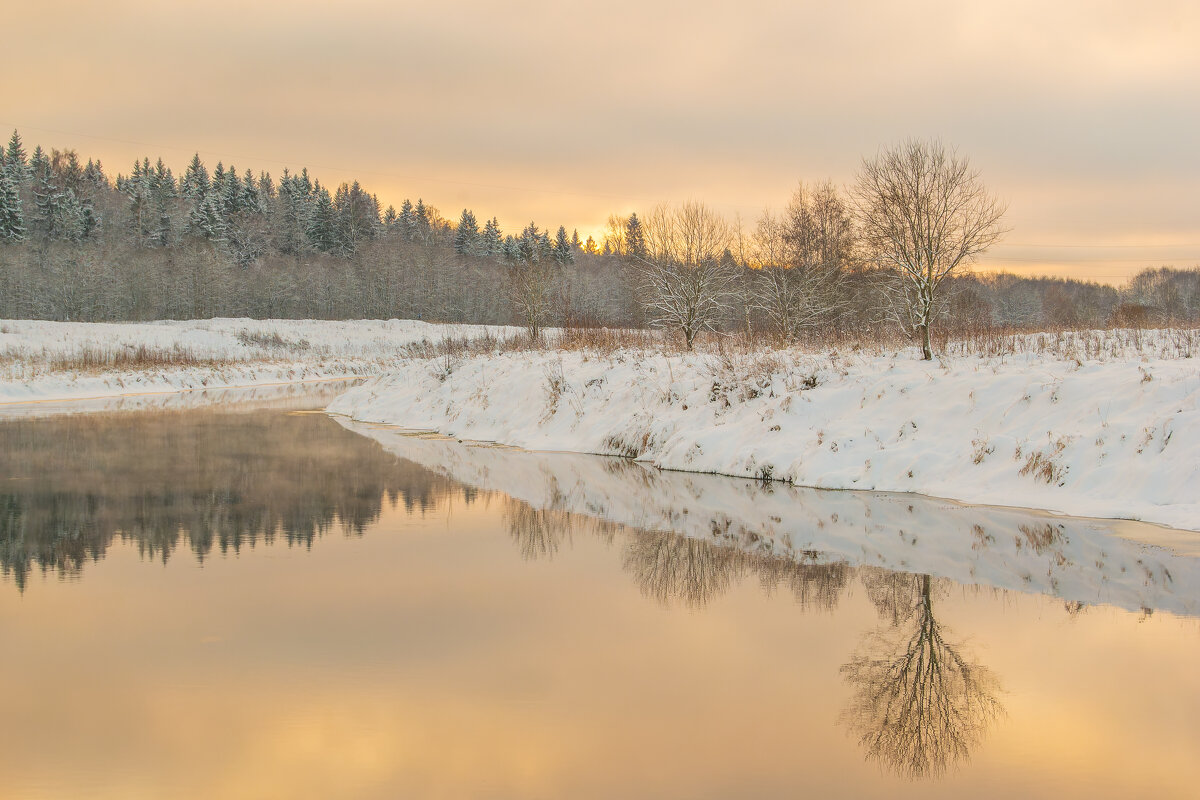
[
  {"xmin": 329, "ymin": 343, "xmax": 1200, "ymax": 531},
  {"xmin": 0, "ymin": 318, "xmax": 516, "ymax": 406},
  {"xmin": 337, "ymin": 422, "xmax": 1200, "ymax": 617}
]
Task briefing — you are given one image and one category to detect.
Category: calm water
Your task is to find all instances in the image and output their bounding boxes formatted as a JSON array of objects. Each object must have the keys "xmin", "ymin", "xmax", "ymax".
[{"xmin": 0, "ymin": 404, "xmax": 1197, "ymax": 799}]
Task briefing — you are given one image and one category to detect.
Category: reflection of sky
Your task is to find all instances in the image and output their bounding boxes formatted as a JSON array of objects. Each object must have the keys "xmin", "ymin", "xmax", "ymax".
[
  {"xmin": 0, "ymin": 497, "xmax": 1197, "ymax": 798},
  {"xmin": 5, "ymin": 1, "xmax": 1198, "ymax": 283}
]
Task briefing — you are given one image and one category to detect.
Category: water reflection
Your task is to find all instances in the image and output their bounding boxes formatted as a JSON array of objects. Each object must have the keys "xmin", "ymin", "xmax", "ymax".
[
  {"xmin": 346, "ymin": 420, "xmax": 1198, "ymax": 618},
  {"xmin": 842, "ymin": 572, "xmax": 1004, "ymax": 779},
  {"xmin": 0, "ymin": 410, "xmax": 458, "ymax": 588},
  {"xmin": 2, "ymin": 410, "xmax": 1196, "ymax": 790}
]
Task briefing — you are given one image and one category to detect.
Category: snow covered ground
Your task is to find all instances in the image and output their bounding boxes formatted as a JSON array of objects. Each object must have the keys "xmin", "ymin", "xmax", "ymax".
[
  {"xmin": 0, "ymin": 318, "xmax": 518, "ymax": 407},
  {"xmin": 329, "ymin": 335, "xmax": 1200, "ymax": 531},
  {"xmin": 338, "ymin": 422, "xmax": 1200, "ymax": 616}
]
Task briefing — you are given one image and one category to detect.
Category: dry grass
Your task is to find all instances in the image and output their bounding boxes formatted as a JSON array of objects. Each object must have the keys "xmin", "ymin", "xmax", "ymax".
[
  {"xmin": 384, "ymin": 323, "xmax": 1200, "ymax": 366},
  {"xmin": 47, "ymin": 345, "xmax": 232, "ymax": 373}
]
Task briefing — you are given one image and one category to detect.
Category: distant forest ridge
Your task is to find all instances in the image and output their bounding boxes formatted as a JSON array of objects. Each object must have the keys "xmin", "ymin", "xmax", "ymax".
[{"xmin": 0, "ymin": 129, "xmax": 1196, "ymax": 331}]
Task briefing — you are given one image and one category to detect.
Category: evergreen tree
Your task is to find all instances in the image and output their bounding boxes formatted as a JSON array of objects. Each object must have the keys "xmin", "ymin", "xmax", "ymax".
[
  {"xmin": 181, "ymin": 154, "xmax": 210, "ymax": 200},
  {"xmin": 584, "ymin": 235, "xmax": 598, "ymax": 255},
  {"xmin": 149, "ymin": 158, "xmax": 177, "ymax": 247},
  {"xmin": 454, "ymin": 208, "xmax": 479, "ymax": 255},
  {"xmin": 501, "ymin": 234, "xmax": 520, "ymax": 261},
  {"xmin": 0, "ymin": 170, "xmax": 25, "ymax": 242},
  {"xmin": 242, "ymin": 168, "xmax": 264, "ymax": 214},
  {"xmin": 625, "ymin": 212, "xmax": 646, "ymax": 259},
  {"xmin": 31, "ymin": 156, "xmax": 88, "ymax": 243},
  {"xmin": 383, "ymin": 204, "xmax": 397, "ymax": 229},
  {"xmin": 83, "ymin": 159, "xmax": 108, "ymax": 192},
  {"xmin": 221, "ymin": 166, "xmax": 242, "ymax": 216},
  {"xmin": 307, "ymin": 182, "xmax": 337, "ymax": 253},
  {"xmin": 553, "ymin": 225, "xmax": 574, "ymax": 264},
  {"xmin": 482, "ymin": 216, "xmax": 502, "ymax": 256},
  {"xmin": 5, "ymin": 130, "xmax": 30, "ymax": 183},
  {"xmin": 257, "ymin": 171, "xmax": 275, "ymax": 200},
  {"xmin": 399, "ymin": 199, "xmax": 414, "ymax": 239},
  {"xmin": 28, "ymin": 145, "xmax": 49, "ymax": 185},
  {"xmin": 185, "ymin": 193, "xmax": 226, "ymax": 242},
  {"xmin": 413, "ymin": 198, "xmax": 430, "ymax": 241},
  {"xmin": 274, "ymin": 169, "xmax": 311, "ymax": 256},
  {"xmin": 572, "ymin": 228, "xmax": 582, "ymax": 250}
]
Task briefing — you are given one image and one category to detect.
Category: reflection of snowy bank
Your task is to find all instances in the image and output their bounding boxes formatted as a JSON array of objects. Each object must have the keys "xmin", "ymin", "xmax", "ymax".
[
  {"xmin": 338, "ymin": 421, "xmax": 1200, "ymax": 618},
  {"xmin": 328, "ymin": 346, "xmax": 1200, "ymax": 530},
  {"xmin": 0, "ymin": 378, "xmax": 362, "ymax": 420}
]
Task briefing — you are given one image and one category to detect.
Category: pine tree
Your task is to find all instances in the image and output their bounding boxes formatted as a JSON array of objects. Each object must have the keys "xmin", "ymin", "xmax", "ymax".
[
  {"xmin": 0, "ymin": 170, "xmax": 25, "ymax": 242},
  {"xmin": 221, "ymin": 166, "xmax": 242, "ymax": 216},
  {"xmin": 275, "ymin": 169, "xmax": 311, "ymax": 256},
  {"xmin": 149, "ymin": 158, "xmax": 177, "ymax": 247},
  {"xmin": 572, "ymin": 228, "xmax": 582, "ymax": 250},
  {"xmin": 414, "ymin": 198, "xmax": 430, "ymax": 241},
  {"xmin": 625, "ymin": 212, "xmax": 646, "ymax": 259},
  {"xmin": 399, "ymin": 199, "xmax": 414, "ymax": 239},
  {"xmin": 454, "ymin": 208, "xmax": 479, "ymax": 255},
  {"xmin": 185, "ymin": 193, "xmax": 226, "ymax": 242},
  {"xmin": 307, "ymin": 182, "xmax": 337, "ymax": 253},
  {"xmin": 553, "ymin": 225, "xmax": 574, "ymax": 264},
  {"xmin": 383, "ymin": 205, "xmax": 397, "ymax": 229},
  {"xmin": 181, "ymin": 154, "xmax": 210, "ymax": 200},
  {"xmin": 501, "ymin": 234, "xmax": 520, "ymax": 261},
  {"xmin": 5, "ymin": 130, "xmax": 30, "ymax": 183},
  {"xmin": 83, "ymin": 159, "xmax": 108, "ymax": 191},
  {"xmin": 482, "ymin": 216, "xmax": 502, "ymax": 256},
  {"xmin": 242, "ymin": 168, "xmax": 263, "ymax": 214},
  {"xmin": 257, "ymin": 171, "xmax": 275, "ymax": 200}
]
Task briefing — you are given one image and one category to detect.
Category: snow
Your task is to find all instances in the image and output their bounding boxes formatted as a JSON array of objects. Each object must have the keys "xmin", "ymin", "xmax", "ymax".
[
  {"xmin": 336, "ymin": 422, "xmax": 1200, "ymax": 617},
  {"xmin": 0, "ymin": 318, "xmax": 519, "ymax": 406},
  {"xmin": 328, "ymin": 340, "xmax": 1200, "ymax": 531}
]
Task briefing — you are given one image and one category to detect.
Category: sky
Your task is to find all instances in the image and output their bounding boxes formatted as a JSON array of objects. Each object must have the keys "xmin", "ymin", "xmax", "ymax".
[{"xmin": 3, "ymin": 0, "xmax": 1198, "ymax": 283}]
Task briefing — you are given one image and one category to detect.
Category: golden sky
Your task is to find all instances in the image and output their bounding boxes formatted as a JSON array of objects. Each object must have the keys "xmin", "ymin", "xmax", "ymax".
[{"xmin": 3, "ymin": 0, "xmax": 1198, "ymax": 283}]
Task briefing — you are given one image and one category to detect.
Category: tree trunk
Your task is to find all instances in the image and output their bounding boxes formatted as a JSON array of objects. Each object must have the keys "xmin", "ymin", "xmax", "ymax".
[{"xmin": 919, "ymin": 322, "xmax": 932, "ymax": 360}]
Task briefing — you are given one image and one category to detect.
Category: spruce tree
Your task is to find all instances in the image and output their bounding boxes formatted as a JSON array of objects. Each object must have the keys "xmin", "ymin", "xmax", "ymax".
[
  {"xmin": 5, "ymin": 130, "xmax": 30, "ymax": 183},
  {"xmin": 625, "ymin": 212, "xmax": 646, "ymax": 259},
  {"xmin": 482, "ymin": 216, "xmax": 502, "ymax": 255},
  {"xmin": 553, "ymin": 225, "xmax": 574, "ymax": 264},
  {"xmin": 181, "ymin": 154, "xmax": 210, "ymax": 200},
  {"xmin": 454, "ymin": 208, "xmax": 479, "ymax": 255},
  {"xmin": 0, "ymin": 171, "xmax": 25, "ymax": 242},
  {"xmin": 399, "ymin": 199, "xmax": 414, "ymax": 239},
  {"xmin": 307, "ymin": 183, "xmax": 337, "ymax": 253},
  {"xmin": 185, "ymin": 193, "xmax": 226, "ymax": 242},
  {"xmin": 242, "ymin": 168, "xmax": 263, "ymax": 214}
]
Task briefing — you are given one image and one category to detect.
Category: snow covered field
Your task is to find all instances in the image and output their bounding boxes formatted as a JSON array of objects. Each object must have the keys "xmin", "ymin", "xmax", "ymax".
[
  {"xmin": 329, "ymin": 333, "xmax": 1200, "ymax": 531},
  {"xmin": 0, "ymin": 318, "xmax": 517, "ymax": 406}
]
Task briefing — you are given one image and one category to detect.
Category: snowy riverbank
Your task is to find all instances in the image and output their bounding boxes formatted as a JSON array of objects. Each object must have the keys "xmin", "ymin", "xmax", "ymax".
[
  {"xmin": 337, "ymin": 422, "xmax": 1200, "ymax": 616},
  {"xmin": 0, "ymin": 318, "xmax": 517, "ymax": 406},
  {"xmin": 329, "ymin": 340, "xmax": 1200, "ymax": 531}
]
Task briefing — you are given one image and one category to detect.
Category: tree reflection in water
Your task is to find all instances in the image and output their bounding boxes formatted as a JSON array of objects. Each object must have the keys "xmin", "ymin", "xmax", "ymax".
[
  {"xmin": 841, "ymin": 571, "xmax": 1004, "ymax": 779},
  {"xmin": 0, "ymin": 411, "xmax": 458, "ymax": 589}
]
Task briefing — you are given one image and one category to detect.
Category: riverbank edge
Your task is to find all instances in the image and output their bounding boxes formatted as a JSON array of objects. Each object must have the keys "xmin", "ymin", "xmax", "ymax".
[{"xmin": 326, "ymin": 348, "xmax": 1200, "ymax": 532}]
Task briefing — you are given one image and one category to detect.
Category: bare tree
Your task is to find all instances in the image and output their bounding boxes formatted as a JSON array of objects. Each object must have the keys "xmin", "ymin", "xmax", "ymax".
[
  {"xmin": 852, "ymin": 140, "xmax": 1007, "ymax": 359},
  {"xmin": 633, "ymin": 201, "xmax": 737, "ymax": 349},
  {"xmin": 842, "ymin": 572, "xmax": 1004, "ymax": 779},
  {"xmin": 504, "ymin": 256, "xmax": 559, "ymax": 341}
]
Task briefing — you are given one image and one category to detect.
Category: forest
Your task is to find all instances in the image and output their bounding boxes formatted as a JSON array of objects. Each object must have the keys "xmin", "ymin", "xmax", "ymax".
[{"xmin": 1, "ymin": 129, "xmax": 1197, "ymax": 338}]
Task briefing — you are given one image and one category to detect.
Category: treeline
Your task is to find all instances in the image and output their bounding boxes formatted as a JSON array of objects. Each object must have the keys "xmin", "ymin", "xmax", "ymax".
[{"xmin": 0, "ymin": 129, "xmax": 1196, "ymax": 335}]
